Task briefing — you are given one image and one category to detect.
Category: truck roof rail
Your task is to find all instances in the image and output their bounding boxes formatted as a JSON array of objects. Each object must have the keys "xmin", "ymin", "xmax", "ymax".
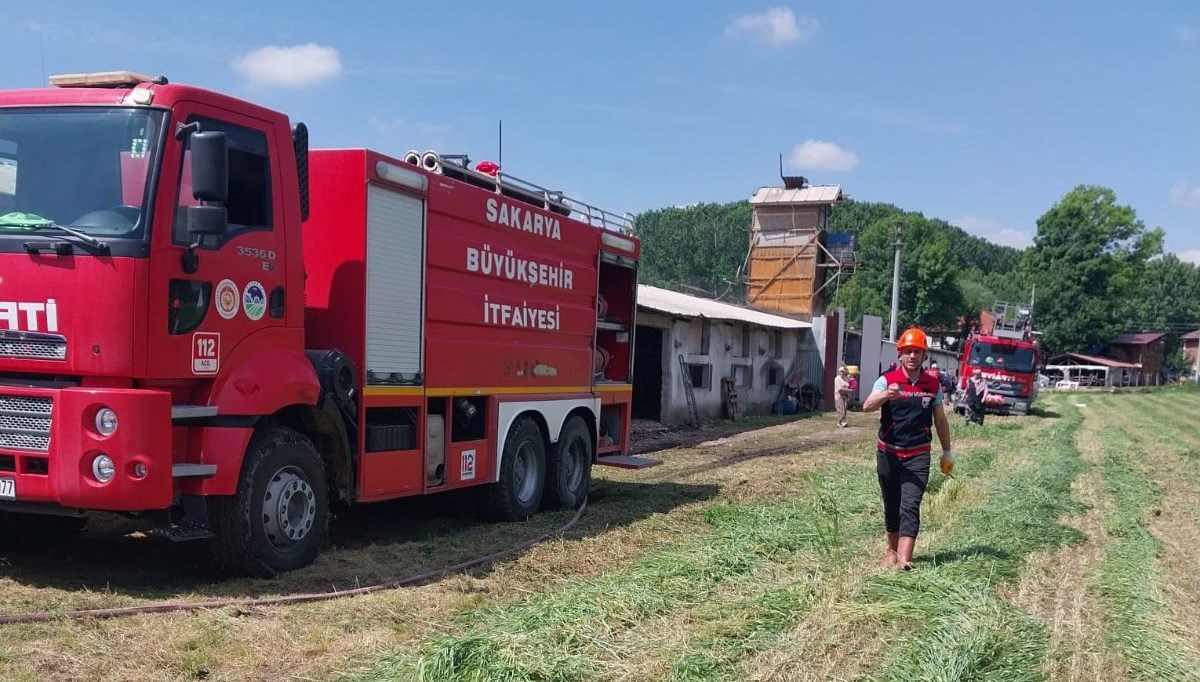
[{"xmin": 408, "ymin": 150, "xmax": 636, "ymax": 235}]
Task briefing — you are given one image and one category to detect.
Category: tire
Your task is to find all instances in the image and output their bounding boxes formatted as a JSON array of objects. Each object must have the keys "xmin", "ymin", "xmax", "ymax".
[
  {"xmin": 542, "ymin": 416, "xmax": 592, "ymax": 510},
  {"xmin": 480, "ymin": 417, "xmax": 545, "ymax": 521},
  {"xmin": 0, "ymin": 511, "xmax": 85, "ymax": 550},
  {"xmin": 209, "ymin": 427, "xmax": 330, "ymax": 576}
]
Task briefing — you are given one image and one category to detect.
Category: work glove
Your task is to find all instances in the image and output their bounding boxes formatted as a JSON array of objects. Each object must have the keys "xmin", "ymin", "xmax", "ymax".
[{"xmin": 940, "ymin": 450, "xmax": 955, "ymax": 477}]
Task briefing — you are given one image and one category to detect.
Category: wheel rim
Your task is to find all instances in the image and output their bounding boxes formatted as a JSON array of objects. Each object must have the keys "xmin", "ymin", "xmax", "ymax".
[
  {"xmin": 513, "ymin": 440, "xmax": 540, "ymax": 504},
  {"xmin": 262, "ymin": 465, "xmax": 317, "ymax": 549}
]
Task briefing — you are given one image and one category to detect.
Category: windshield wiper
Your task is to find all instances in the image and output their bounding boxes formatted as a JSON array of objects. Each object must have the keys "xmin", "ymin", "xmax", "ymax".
[
  {"xmin": 31, "ymin": 222, "xmax": 110, "ymax": 252},
  {"xmin": 0, "ymin": 212, "xmax": 109, "ymax": 252}
]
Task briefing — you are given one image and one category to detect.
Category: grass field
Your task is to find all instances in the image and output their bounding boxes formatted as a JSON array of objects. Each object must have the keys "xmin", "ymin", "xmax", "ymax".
[{"xmin": 0, "ymin": 387, "xmax": 1197, "ymax": 681}]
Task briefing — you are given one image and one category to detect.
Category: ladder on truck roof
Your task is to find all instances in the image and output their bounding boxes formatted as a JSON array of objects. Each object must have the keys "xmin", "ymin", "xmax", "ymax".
[
  {"xmin": 989, "ymin": 300, "xmax": 1033, "ymax": 340},
  {"xmin": 405, "ymin": 150, "xmax": 637, "ymax": 235}
]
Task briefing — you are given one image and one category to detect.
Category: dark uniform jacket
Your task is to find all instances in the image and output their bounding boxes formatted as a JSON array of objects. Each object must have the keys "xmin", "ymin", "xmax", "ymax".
[{"xmin": 877, "ymin": 368, "xmax": 941, "ymax": 458}]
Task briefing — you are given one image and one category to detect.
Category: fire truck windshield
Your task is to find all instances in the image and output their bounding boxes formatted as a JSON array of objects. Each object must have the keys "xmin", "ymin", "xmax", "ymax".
[
  {"xmin": 0, "ymin": 107, "xmax": 166, "ymax": 239},
  {"xmin": 968, "ymin": 341, "xmax": 1037, "ymax": 373}
]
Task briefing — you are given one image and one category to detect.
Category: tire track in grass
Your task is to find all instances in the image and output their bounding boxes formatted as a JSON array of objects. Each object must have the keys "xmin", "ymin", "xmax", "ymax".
[
  {"xmin": 1000, "ymin": 394, "xmax": 1126, "ymax": 680},
  {"xmin": 841, "ymin": 395, "xmax": 1088, "ymax": 682}
]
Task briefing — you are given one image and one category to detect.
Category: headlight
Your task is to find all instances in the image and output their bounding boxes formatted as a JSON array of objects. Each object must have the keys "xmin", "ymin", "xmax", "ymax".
[
  {"xmin": 95, "ymin": 407, "xmax": 118, "ymax": 436},
  {"xmin": 92, "ymin": 454, "xmax": 115, "ymax": 482}
]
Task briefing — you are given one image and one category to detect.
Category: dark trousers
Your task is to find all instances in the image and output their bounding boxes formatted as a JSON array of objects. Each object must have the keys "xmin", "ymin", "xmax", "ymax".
[{"xmin": 876, "ymin": 451, "xmax": 931, "ymax": 537}]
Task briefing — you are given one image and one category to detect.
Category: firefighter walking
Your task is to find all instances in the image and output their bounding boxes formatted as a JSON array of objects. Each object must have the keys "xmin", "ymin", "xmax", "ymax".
[{"xmin": 862, "ymin": 328, "xmax": 954, "ymax": 570}]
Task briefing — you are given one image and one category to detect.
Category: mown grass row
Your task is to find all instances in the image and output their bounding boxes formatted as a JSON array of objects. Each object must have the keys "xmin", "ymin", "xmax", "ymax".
[
  {"xmin": 346, "ymin": 406, "xmax": 1058, "ymax": 681},
  {"xmin": 1087, "ymin": 393, "xmax": 1200, "ymax": 681},
  {"xmin": 857, "ymin": 395, "xmax": 1088, "ymax": 682},
  {"xmin": 350, "ymin": 461, "xmax": 883, "ymax": 682}
]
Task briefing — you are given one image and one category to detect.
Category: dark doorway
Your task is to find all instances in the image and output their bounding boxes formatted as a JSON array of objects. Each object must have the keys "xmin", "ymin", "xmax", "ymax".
[{"xmin": 632, "ymin": 325, "xmax": 663, "ymax": 421}]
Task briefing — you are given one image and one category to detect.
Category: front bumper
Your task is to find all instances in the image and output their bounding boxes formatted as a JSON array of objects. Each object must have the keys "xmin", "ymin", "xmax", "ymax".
[{"xmin": 0, "ymin": 386, "xmax": 173, "ymax": 511}]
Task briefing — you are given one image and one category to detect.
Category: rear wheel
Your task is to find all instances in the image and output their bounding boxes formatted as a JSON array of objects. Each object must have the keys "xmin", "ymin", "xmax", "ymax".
[
  {"xmin": 209, "ymin": 427, "xmax": 330, "ymax": 576},
  {"xmin": 0, "ymin": 511, "xmax": 85, "ymax": 550},
  {"xmin": 480, "ymin": 417, "xmax": 545, "ymax": 521},
  {"xmin": 543, "ymin": 416, "xmax": 592, "ymax": 510}
]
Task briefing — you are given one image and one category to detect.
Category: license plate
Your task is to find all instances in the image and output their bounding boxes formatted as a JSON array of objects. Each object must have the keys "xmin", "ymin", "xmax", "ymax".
[{"xmin": 0, "ymin": 477, "xmax": 13, "ymax": 500}]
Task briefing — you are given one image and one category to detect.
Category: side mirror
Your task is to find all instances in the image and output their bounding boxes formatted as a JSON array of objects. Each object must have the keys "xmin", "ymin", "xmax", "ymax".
[
  {"xmin": 187, "ymin": 205, "xmax": 227, "ymax": 236},
  {"xmin": 190, "ymin": 131, "xmax": 228, "ymax": 203}
]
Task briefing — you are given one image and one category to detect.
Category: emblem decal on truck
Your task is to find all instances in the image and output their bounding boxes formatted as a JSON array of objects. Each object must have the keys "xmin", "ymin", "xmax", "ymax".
[
  {"xmin": 243, "ymin": 281, "xmax": 266, "ymax": 321},
  {"xmin": 215, "ymin": 279, "xmax": 240, "ymax": 320}
]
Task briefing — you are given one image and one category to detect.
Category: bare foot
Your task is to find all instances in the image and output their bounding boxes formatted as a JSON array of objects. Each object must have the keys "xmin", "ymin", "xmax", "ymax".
[{"xmin": 882, "ymin": 550, "xmax": 899, "ymax": 568}]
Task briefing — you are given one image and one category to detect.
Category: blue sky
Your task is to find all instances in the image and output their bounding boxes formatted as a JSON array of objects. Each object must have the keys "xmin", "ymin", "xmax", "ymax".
[{"xmin": 2, "ymin": 1, "xmax": 1197, "ymax": 261}]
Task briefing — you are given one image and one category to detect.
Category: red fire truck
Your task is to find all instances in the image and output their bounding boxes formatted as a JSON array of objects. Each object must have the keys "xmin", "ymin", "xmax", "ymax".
[
  {"xmin": 0, "ymin": 71, "xmax": 644, "ymax": 575},
  {"xmin": 957, "ymin": 301, "xmax": 1041, "ymax": 415}
]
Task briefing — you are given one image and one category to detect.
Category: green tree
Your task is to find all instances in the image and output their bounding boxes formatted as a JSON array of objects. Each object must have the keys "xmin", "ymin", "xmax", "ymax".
[
  {"xmin": 830, "ymin": 213, "xmax": 965, "ymax": 329},
  {"xmin": 1020, "ymin": 185, "xmax": 1163, "ymax": 356},
  {"xmin": 637, "ymin": 202, "xmax": 749, "ymax": 301}
]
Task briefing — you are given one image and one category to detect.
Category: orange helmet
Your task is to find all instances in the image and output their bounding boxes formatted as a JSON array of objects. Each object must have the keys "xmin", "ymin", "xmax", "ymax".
[{"xmin": 897, "ymin": 327, "xmax": 929, "ymax": 351}]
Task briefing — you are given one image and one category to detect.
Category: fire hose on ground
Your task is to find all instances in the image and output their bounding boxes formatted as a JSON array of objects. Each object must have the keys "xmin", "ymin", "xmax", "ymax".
[{"xmin": 0, "ymin": 500, "xmax": 587, "ymax": 625}]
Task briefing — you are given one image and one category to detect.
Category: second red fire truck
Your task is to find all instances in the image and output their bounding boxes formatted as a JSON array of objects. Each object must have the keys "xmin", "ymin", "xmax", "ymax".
[
  {"xmin": 957, "ymin": 301, "xmax": 1041, "ymax": 415},
  {"xmin": 0, "ymin": 71, "xmax": 644, "ymax": 574}
]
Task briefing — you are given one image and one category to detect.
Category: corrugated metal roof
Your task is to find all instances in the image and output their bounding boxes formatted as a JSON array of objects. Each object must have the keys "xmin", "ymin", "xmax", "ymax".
[
  {"xmin": 749, "ymin": 185, "xmax": 843, "ymax": 205},
  {"xmin": 1054, "ymin": 352, "xmax": 1141, "ymax": 369},
  {"xmin": 1112, "ymin": 332, "xmax": 1165, "ymax": 345},
  {"xmin": 1182, "ymin": 329, "xmax": 1200, "ymax": 340},
  {"xmin": 637, "ymin": 285, "xmax": 811, "ymax": 329}
]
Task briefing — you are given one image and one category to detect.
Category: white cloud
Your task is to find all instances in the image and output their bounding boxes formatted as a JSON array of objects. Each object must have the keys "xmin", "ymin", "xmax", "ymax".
[
  {"xmin": 953, "ymin": 216, "xmax": 1034, "ymax": 249},
  {"xmin": 788, "ymin": 140, "xmax": 859, "ymax": 172},
  {"xmin": 1177, "ymin": 250, "xmax": 1200, "ymax": 265},
  {"xmin": 1170, "ymin": 182, "xmax": 1200, "ymax": 207},
  {"xmin": 232, "ymin": 44, "xmax": 341, "ymax": 88},
  {"xmin": 725, "ymin": 8, "xmax": 819, "ymax": 46}
]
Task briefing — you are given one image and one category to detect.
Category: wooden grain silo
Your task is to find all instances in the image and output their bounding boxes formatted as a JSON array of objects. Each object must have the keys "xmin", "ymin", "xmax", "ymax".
[{"xmin": 746, "ymin": 180, "xmax": 843, "ymax": 320}]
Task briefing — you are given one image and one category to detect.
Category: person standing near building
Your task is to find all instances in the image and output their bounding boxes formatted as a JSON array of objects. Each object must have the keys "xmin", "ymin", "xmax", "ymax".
[
  {"xmin": 834, "ymin": 366, "xmax": 853, "ymax": 427},
  {"xmin": 863, "ymin": 328, "xmax": 954, "ymax": 570}
]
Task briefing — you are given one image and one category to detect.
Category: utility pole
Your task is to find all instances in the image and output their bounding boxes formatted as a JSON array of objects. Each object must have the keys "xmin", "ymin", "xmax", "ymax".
[{"xmin": 889, "ymin": 222, "xmax": 903, "ymax": 342}]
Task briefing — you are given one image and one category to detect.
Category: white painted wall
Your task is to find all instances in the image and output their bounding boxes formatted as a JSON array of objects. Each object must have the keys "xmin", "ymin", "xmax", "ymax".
[{"xmin": 638, "ymin": 311, "xmax": 809, "ymax": 425}]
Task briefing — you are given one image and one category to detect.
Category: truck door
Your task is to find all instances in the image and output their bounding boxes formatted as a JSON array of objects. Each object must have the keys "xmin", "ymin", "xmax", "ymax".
[{"xmin": 146, "ymin": 106, "xmax": 288, "ymax": 380}]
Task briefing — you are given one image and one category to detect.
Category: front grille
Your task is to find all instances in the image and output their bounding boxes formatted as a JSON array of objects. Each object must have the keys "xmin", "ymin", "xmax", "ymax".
[
  {"xmin": 0, "ymin": 331, "xmax": 67, "ymax": 361},
  {"xmin": 987, "ymin": 381, "xmax": 1023, "ymax": 397},
  {"xmin": 0, "ymin": 394, "xmax": 52, "ymax": 452}
]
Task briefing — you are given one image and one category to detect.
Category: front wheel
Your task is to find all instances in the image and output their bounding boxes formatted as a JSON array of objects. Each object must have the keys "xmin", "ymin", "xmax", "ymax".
[{"xmin": 209, "ymin": 427, "xmax": 330, "ymax": 576}]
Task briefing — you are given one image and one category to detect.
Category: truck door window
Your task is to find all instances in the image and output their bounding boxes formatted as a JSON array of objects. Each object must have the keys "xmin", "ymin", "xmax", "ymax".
[{"xmin": 173, "ymin": 116, "xmax": 272, "ymax": 246}]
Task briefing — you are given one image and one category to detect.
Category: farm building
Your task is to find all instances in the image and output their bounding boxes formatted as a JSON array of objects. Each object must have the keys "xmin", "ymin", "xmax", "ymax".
[{"xmin": 632, "ymin": 285, "xmax": 825, "ymax": 425}]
